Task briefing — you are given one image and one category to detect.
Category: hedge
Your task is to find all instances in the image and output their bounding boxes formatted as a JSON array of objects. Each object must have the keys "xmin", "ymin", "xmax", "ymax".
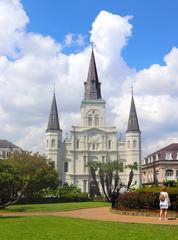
[
  {"xmin": 16, "ymin": 193, "xmax": 90, "ymax": 204},
  {"xmin": 117, "ymin": 192, "xmax": 178, "ymax": 210}
]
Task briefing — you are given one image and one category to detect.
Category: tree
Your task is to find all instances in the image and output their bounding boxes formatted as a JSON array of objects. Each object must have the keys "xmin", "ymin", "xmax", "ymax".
[
  {"xmin": 87, "ymin": 161, "xmax": 101, "ymax": 196},
  {"xmin": 87, "ymin": 160, "xmax": 123, "ymax": 201},
  {"xmin": 0, "ymin": 160, "xmax": 28, "ymax": 209},
  {"xmin": 6, "ymin": 152, "xmax": 59, "ymax": 198},
  {"xmin": 126, "ymin": 162, "xmax": 138, "ymax": 190}
]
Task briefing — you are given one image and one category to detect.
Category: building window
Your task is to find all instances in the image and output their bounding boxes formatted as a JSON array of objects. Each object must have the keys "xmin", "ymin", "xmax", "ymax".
[
  {"xmin": 76, "ymin": 139, "xmax": 80, "ymax": 149},
  {"xmin": 102, "ymin": 156, "xmax": 105, "ymax": 163},
  {"xmin": 88, "ymin": 115, "xmax": 92, "ymax": 126},
  {"xmin": 83, "ymin": 180, "xmax": 87, "ymax": 192},
  {"xmin": 92, "ymin": 144, "xmax": 95, "ymax": 150},
  {"xmin": 108, "ymin": 140, "xmax": 111, "ymax": 149},
  {"xmin": 127, "ymin": 140, "xmax": 130, "ymax": 149},
  {"xmin": 64, "ymin": 162, "xmax": 68, "ymax": 172},
  {"xmin": 95, "ymin": 115, "xmax": 99, "ymax": 126},
  {"xmin": 165, "ymin": 169, "xmax": 174, "ymax": 181},
  {"xmin": 176, "ymin": 170, "xmax": 178, "ymax": 180},
  {"xmin": 156, "ymin": 170, "xmax": 159, "ymax": 181},
  {"xmin": 133, "ymin": 140, "xmax": 137, "ymax": 148},
  {"xmin": 84, "ymin": 136, "xmax": 87, "ymax": 149},
  {"xmin": 83, "ymin": 156, "xmax": 87, "ymax": 173},
  {"xmin": 51, "ymin": 139, "xmax": 55, "ymax": 148},
  {"xmin": 46, "ymin": 140, "xmax": 48, "ymax": 148},
  {"xmin": 166, "ymin": 152, "xmax": 172, "ymax": 160}
]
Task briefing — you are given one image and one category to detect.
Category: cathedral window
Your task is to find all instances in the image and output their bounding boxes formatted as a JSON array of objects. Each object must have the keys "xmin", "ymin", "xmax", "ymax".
[
  {"xmin": 83, "ymin": 180, "xmax": 87, "ymax": 192},
  {"xmin": 76, "ymin": 139, "xmax": 80, "ymax": 149},
  {"xmin": 88, "ymin": 115, "xmax": 92, "ymax": 126},
  {"xmin": 92, "ymin": 144, "xmax": 96, "ymax": 150},
  {"xmin": 108, "ymin": 140, "xmax": 111, "ymax": 149},
  {"xmin": 64, "ymin": 162, "xmax": 68, "ymax": 172},
  {"xmin": 95, "ymin": 115, "xmax": 99, "ymax": 126},
  {"xmin": 133, "ymin": 140, "xmax": 137, "ymax": 148},
  {"xmin": 127, "ymin": 140, "xmax": 130, "ymax": 148},
  {"xmin": 83, "ymin": 156, "xmax": 87, "ymax": 173},
  {"xmin": 51, "ymin": 139, "xmax": 55, "ymax": 148}
]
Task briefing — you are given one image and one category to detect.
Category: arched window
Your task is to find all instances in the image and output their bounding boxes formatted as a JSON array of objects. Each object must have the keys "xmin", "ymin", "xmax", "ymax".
[
  {"xmin": 51, "ymin": 139, "xmax": 55, "ymax": 148},
  {"xmin": 133, "ymin": 140, "xmax": 137, "ymax": 148},
  {"xmin": 83, "ymin": 156, "xmax": 87, "ymax": 173},
  {"xmin": 95, "ymin": 115, "xmax": 99, "ymax": 126},
  {"xmin": 127, "ymin": 140, "xmax": 130, "ymax": 148},
  {"xmin": 108, "ymin": 140, "xmax": 111, "ymax": 149},
  {"xmin": 156, "ymin": 170, "xmax": 159, "ymax": 181},
  {"xmin": 88, "ymin": 115, "xmax": 92, "ymax": 126},
  {"xmin": 165, "ymin": 169, "xmax": 174, "ymax": 181},
  {"xmin": 76, "ymin": 139, "xmax": 80, "ymax": 149},
  {"xmin": 64, "ymin": 162, "xmax": 68, "ymax": 172}
]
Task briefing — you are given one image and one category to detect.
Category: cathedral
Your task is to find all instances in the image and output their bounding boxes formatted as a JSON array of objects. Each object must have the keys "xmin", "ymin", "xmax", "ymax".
[{"xmin": 45, "ymin": 49, "xmax": 141, "ymax": 192}]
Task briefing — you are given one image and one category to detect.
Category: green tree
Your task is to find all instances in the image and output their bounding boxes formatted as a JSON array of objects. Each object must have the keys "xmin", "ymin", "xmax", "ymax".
[
  {"xmin": 87, "ymin": 161, "xmax": 101, "ymax": 196},
  {"xmin": 0, "ymin": 160, "xmax": 28, "ymax": 209},
  {"xmin": 7, "ymin": 152, "xmax": 59, "ymax": 197},
  {"xmin": 125, "ymin": 162, "xmax": 138, "ymax": 190},
  {"xmin": 87, "ymin": 160, "xmax": 123, "ymax": 201}
]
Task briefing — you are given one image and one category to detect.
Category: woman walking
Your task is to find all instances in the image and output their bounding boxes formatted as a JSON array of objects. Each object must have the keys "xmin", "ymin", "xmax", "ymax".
[{"xmin": 159, "ymin": 186, "xmax": 170, "ymax": 221}]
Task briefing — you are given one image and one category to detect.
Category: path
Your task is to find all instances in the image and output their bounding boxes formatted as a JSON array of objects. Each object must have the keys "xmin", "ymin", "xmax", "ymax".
[{"xmin": 1, "ymin": 207, "xmax": 178, "ymax": 225}]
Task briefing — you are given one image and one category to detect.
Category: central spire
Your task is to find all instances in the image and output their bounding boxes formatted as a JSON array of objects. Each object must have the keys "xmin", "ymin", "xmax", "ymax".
[{"xmin": 84, "ymin": 49, "xmax": 102, "ymax": 100}]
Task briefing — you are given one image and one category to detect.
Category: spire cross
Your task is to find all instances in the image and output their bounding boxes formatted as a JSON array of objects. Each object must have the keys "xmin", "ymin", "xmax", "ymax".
[
  {"xmin": 131, "ymin": 85, "xmax": 133, "ymax": 96},
  {"xmin": 91, "ymin": 41, "xmax": 95, "ymax": 50},
  {"xmin": 54, "ymin": 79, "xmax": 56, "ymax": 94}
]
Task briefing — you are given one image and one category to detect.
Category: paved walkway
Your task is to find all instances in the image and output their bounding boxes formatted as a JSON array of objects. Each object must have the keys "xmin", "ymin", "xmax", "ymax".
[{"xmin": 1, "ymin": 207, "xmax": 178, "ymax": 225}]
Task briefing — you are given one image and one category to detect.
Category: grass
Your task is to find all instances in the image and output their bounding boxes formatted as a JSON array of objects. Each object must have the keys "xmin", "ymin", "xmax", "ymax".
[
  {"xmin": 0, "ymin": 216, "xmax": 178, "ymax": 240},
  {"xmin": 0, "ymin": 201, "xmax": 110, "ymax": 213}
]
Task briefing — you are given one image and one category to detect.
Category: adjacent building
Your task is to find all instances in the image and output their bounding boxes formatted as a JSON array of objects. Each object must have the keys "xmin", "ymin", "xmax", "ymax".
[
  {"xmin": 45, "ymin": 49, "xmax": 141, "ymax": 192},
  {"xmin": 0, "ymin": 139, "xmax": 22, "ymax": 160},
  {"xmin": 142, "ymin": 143, "xmax": 178, "ymax": 183}
]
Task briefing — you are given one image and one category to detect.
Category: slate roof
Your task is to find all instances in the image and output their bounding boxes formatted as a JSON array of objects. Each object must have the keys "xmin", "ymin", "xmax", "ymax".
[
  {"xmin": 84, "ymin": 49, "xmax": 102, "ymax": 100},
  {"xmin": 149, "ymin": 143, "xmax": 178, "ymax": 156},
  {"xmin": 46, "ymin": 93, "xmax": 61, "ymax": 132},
  {"xmin": 126, "ymin": 95, "xmax": 140, "ymax": 133},
  {"xmin": 0, "ymin": 140, "xmax": 21, "ymax": 149}
]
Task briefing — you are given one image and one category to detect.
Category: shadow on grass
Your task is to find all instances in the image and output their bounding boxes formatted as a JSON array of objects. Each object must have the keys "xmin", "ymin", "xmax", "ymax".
[
  {"xmin": 0, "ymin": 216, "xmax": 25, "ymax": 219},
  {"xmin": 1, "ymin": 206, "xmax": 34, "ymax": 213}
]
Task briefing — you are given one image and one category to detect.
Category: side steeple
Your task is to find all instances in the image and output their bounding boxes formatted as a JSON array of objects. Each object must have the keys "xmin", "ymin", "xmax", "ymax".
[
  {"xmin": 126, "ymin": 94, "xmax": 140, "ymax": 133},
  {"xmin": 84, "ymin": 49, "xmax": 102, "ymax": 100},
  {"xmin": 46, "ymin": 93, "xmax": 61, "ymax": 132}
]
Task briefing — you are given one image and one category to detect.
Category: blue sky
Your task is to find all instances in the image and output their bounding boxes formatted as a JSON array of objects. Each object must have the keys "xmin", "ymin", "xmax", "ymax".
[{"xmin": 21, "ymin": 0, "xmax": 178, "ymax": 70}]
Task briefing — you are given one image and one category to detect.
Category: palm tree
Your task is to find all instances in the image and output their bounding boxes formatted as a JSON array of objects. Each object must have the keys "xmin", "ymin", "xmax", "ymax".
[
  {"xmin": 87, "ymin": 160, "xmax": 123, "ymax": 201},
  {"xmin": 87, "ymin": 161, "xmax": 101, "ymax": 196},
  {"xmin": 125, "ymin": 162, "xmax": 138, "ymax": 190}
]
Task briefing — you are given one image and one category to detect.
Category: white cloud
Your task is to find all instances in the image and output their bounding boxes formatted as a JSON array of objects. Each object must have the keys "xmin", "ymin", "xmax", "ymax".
[
  {"xmin": 0, "ymin": 2, "xmax": 178, "ymax": 158},
  {"xmin": 64, "ymin": 34, "xmax": 73, "ymax": 47},
  {"xmin": 0, "ymin": 0, "xmax": 28, "ymax": 56}
]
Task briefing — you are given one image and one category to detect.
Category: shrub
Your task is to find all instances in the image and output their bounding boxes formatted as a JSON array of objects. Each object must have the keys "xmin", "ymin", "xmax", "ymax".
[{"xmin": 117, "ymin": 192, "xmax": 178, "ymax": 210}]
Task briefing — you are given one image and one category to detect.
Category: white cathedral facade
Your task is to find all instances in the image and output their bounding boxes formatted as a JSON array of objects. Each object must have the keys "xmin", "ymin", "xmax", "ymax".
[{"xmin": 45, "ymin": 49, "xmax": 141, "ymax": 192}]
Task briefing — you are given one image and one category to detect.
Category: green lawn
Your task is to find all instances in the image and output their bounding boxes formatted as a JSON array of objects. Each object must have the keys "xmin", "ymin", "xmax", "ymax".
[
  {"xmin": 0, "ymin": 201, "xmax": 110, "ymax": 213},
  {"xmin": 0, "ymin": 216, "xmax": 178, "ymax": 240}
]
